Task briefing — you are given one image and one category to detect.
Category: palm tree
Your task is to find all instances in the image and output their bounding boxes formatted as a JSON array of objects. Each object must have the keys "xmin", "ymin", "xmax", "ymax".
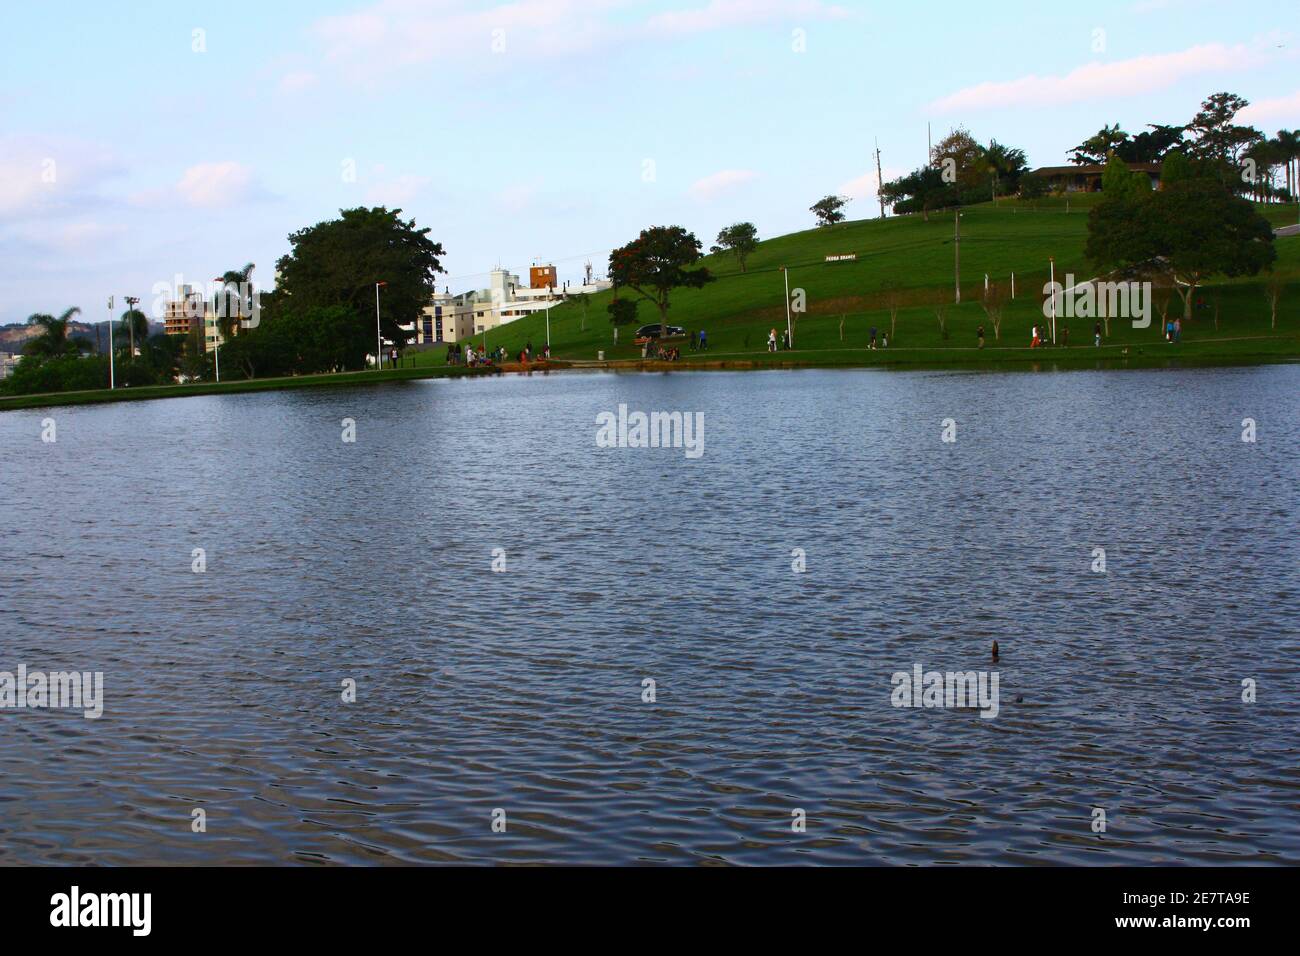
[
  {"xmin": 24, "ymin": 307, "xmax": 83, "ymax": 359},
  {"xmin": 214, "ymin": 263, "xmax": 255, "ymax": 341},
  {"xmin": 1276, "ymin": 129, "xmax": 1300, "ymax": 202},
  {"xmin": 119, "ymin": 308, "xmax": 148, "ymax": 357}
]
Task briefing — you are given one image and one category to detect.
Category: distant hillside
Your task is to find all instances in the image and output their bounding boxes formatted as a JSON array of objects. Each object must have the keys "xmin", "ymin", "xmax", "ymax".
[{"xmin": 0, "ymin": 320, "xmax": 165, "ymax": 354}]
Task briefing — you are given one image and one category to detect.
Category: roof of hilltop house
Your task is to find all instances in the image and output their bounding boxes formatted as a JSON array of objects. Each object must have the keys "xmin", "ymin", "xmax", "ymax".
[{"xmin": 1031, "ymin": 162, "xmax": 1163, "ymax": 178}]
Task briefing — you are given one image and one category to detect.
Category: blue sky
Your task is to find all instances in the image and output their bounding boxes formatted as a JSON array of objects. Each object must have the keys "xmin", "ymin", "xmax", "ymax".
[{"xmin": 1, "ymin": 0, "xmax": 1296, "ymax": 324}]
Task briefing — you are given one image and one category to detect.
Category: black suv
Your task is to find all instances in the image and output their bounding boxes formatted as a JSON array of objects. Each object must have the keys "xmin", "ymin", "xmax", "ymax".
[{"xmin": 634, "ymin": 324, "xmax": 686, "ymax": 339}]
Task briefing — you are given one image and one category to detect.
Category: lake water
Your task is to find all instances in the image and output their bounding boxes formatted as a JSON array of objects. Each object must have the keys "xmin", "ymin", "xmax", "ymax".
[{"xmin": 1, "ymin": 366, "xmax": 1297, "ymax": 865}]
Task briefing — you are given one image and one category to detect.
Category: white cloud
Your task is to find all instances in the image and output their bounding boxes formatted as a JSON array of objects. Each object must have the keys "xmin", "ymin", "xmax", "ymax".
[
  {"xmin": 690, "ymin": 169, "xmax": 758, "ymax": 201},
  {"xmin": 278, "ymin": 70, "xmax": 319, "ymax": 94},
  {"xmin": 839, "ymin": 166, "xmax": 905, "ymax": 203},
  {"xmin": 494, "ymin": 180, "xmax": 542, "ymax": 213},
  {"xmin": 366, "ymin": 173, "xmax": 432, "ymax": 207},
  {"xmin": 1237, "ymin": 90, "xmax": 1300, "ymax": 127},
  {"xmin": 174, "ymin": 162, "xmax": 258, "ymax": 207},
  {"xmin": 646, "ymin": 0, "xmax": 852, "ymax": 35},
  {"xmin": 0, "ymin": 136, "xmax": 122, "ymax": 218},
  {"xmin": 306, "ymin": 0, "xmax": 853, "ymax": 80},
  {"xmin": 931, "ymin": 43, "xmax": 1258, "ymax": 112},
  {"xmin": 312, "ymin": 0, "xmax": 622, "ymax": 72}
]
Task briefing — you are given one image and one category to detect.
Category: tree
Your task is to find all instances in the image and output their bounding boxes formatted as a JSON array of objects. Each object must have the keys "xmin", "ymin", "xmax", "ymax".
[
  {"xmin": 880, "ymin": 166, "xmax": 948, "ymax": 221},
  {"xmin": 1118, "ymin": 124, "xmax": 1187, "ymax": 164},
  {"xmin": 1088, "ymin": 175, "xmax": 1276, "ymax": 322},
  {"xmin": 607, "ymin": 226, "xmax": 714, "ymax": 324},
  {"xmin": 214, "ymin": 262, "xmax": 256, "ymax": 340},
  {"xmin": 1160, "ymin": 149, "xmax": 1197, "ymax": 187},
  {"xmin": 1151, "ymin": 179, "xmax": 1276, "ymax": 319},
  {"xmin": 931, "ymin": 127, "xmax": 986, "ymax": 189},
  {"xmin": 1265, "ymin": 273, "xmax": 1285, "ymax": 329},
  {"xmin": 881, "ymin": 281, "xmax": 903, "ymax": 337},
  {"xmin": 1275, "ymin": 129, "xmax": 1300, "ymax": 201},
  {"xmin": 119, "ymin": 308, "xmax": 149, "ymax": 357},
  {"xmin": 715, "ymin": 222, "xmax": 759, "ymax": 272},
  {"xmin": 1101, "ymin": 154, "xmax": 1151, "ymax": 203},
  {"xmin": 23, "ymin": 307, "xmax": 84, "ymax": 359},
  {"xmin": 569, "ymin": 291, "xmax": 591, "ymax": 332},
  {"xmin": 1018, "ymin": 174, "xmax": 1049, "ymax": 200},
  {"xmin": 275, "ymin": 207, "xmax": 445, "ymax": 367},
  {"xmin": 981, "ymin": 282, "xmax": 1007, "ymax": 340},
  {"xmin": 984, "ymin": 139, "xmax": 1028, "ymax": 197},
  {"xmin": 1186, "ymin": 92, "xmax": 1263, "ymax": 186},
  {"xmin": 932, "ymin": 293, "xmax": 948, "ymax": 339},
  {"xmin": 810, "ymin": 195, "xmax": 848, "ymax": 227},
  {"xmin": 607, "ymin": 296, "xmax": 639, "ymax": 338},
  {"xmin": 1070, "ymin": 123, "xmax": 1130, "ymax": 166}
]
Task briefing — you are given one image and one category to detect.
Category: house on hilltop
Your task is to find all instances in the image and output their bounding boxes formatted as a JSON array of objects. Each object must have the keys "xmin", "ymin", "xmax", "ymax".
[{"xmin": 1030, "ymin": 162, "xmax": 1162, "ymax": 193}]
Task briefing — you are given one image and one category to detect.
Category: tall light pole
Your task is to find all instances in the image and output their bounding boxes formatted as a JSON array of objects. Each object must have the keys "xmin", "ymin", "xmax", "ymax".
[
  {"xmin": 375, "ymin": 281, "xmax": 387, "ymax": 370},
  {"xmin": 124, "ymin": 295, "xmax": 140, "ymax": 359},
  {"xmin": 783, "ymin": 266, "xmax": 793, "ymax": 348},
  {"xmin": 953, "ymin": 212, "xmax": 962, "ymax": 305},
  {"xmin": 1049, "ymin": 256, "xmax": 1057, "ymax": 346},
  {"xmin": 106, "ymin": 296, "xmax": 115, "ymax": 389},
  {"xmin": 211, "ymin": 278, "xmax": 226, "ymax": 383}
]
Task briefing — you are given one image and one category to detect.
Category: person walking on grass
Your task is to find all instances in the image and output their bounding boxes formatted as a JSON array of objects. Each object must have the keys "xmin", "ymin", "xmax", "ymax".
[
  {"xmin": 768, "ymin": 328, "xmax": 777, "ymax": 352},
  {"xmin": 1094, "ymin": 322, "xmax": 1102, "ymax": 347},
  {"xmin": 698, "ymin": 329, "xmax": 708, "ymax": 351},
  {"xmin": 1174, "ymin": 317, "xmax": 1181, "ymax": 344},
  {"xmin": 869, "ymin": 326, "xmax": 877, "ymax": 350},
  {"xmin": 977, "ymin": 325, "xmax": 985, "ymax": 349},
  {"xmin": 1031, "ymin": 325, "xmax": 1041, "ymax": 349}
]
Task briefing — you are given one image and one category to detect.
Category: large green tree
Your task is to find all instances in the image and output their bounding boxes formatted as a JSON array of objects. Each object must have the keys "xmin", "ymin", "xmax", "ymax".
[
  {"xmin": 810, "ymin": 195, "xmax": 848, "ymax": 227},
  {"xmin": 274, "ymin": 207, "xmax": 445, "ymax": 364},
  {"xmin": 715, "ymin": 222, "xmax": 759, "ymax": 273},
  {"xmin": 1087, "ymin": 176, "xmax": 1276, "ymax": 320},
  {"xmin": 607, "ymin": 226, "xmax": 713, "ymax": 324},
  {"xmin": 23, "ymin": 307, "xmax": 85, "ymax": 359}
]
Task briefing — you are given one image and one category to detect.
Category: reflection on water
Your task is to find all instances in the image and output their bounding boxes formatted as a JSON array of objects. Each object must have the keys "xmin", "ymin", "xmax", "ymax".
[{"xmin": 1, "ymin": 366, "xmax": 1297, "ymax": 864}]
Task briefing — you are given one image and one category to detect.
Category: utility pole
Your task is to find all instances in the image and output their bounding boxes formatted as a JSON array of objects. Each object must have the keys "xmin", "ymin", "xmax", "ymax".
[
  {"xmin": 783, "ymin": 266, "xmax": 793, "ymax": 348},
  {"xmin": 374, "ymin": 281, "xmax": 387, "ymax": 370},
  {"xmin": 107, "ymin": 296, "xmax": 115, "ymax": 389},
  {"xmin": 1049, "ymin": 257, "xmax": 1058, "ymax": 345},
  {"xmin": 954, "ymin": 211, "xmax": 961, "ymax": 305},
  {"xmin": 875, "ymin": 138, "xmax": 886, "ymax": 219},
  {"xmin": 123, "ymin": 295, "xmax": 140, "ymax": 358}
]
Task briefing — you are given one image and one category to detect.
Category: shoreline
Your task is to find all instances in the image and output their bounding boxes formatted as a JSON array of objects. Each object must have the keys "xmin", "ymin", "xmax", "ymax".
[{"xmin": 2, "ymin": 337, "xmax": 1296, "ymax": 411}]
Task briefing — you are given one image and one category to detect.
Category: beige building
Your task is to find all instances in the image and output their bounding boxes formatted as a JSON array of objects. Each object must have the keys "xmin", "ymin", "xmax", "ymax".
[{"xmin": 163, "ymin": 285, "xmax": 206, "ymax": 339}]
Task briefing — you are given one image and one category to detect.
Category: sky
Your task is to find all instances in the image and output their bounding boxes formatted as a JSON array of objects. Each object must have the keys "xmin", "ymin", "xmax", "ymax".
[{"xmin": 1, "ymin": 0, "xmax": 1297, "ymax": 325}]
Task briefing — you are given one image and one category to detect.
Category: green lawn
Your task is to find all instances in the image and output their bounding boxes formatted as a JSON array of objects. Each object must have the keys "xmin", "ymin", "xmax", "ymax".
[
  {"xmin": 0, "ymin": 363, "xmax": 492, "ymax": 412},
  {"xmin": 414, "ymin": 195, "xmax": 1300, "ymax": 369}
]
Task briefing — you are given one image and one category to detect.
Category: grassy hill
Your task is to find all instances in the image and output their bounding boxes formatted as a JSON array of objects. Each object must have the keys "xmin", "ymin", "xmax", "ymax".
[{"xmin": 414, "ymin": 194, "xmax": 1300, "ymax": 369}]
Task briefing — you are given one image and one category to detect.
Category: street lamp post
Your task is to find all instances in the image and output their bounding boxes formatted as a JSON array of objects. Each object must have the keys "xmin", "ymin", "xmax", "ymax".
[
  {"xmin": 1049, "ymin": 256, "xmax": 1057, "ymax": 345},
  {"xmin": 107, "ymin": 296, "xmax": 115, "ymax": 389},
  {"xmin": 375, "ymin": 281, "xmax": 387, "ymax": 370},
  {"xmin": 211, "ymin": 278, "xmax": 228, "ymax": 383},
  {"xmin": 123, "ymin": 295, "xmax": 140, "ymax": 360},
  {"xmin": 954, "ymin": 212, "xmax": 962, "ymax": 305},
  {"xmin": 783, "ymin": 266, "xmax": 793, "ymax": 348}
]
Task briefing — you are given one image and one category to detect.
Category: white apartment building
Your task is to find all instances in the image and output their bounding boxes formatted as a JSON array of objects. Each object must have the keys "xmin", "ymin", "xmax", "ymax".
[{"xmin": 414, "ymin": 264, "xmax": 612, "ymax": 345}]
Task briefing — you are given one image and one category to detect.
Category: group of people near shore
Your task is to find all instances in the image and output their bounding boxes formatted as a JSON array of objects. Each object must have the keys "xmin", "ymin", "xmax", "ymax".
[
  {"xmin": 445, "ymin": 341, "xmax": 554, "ymax": 367},
  {"xmin": 446, "ymin": 342, "xmax": 507, "ymax": 367}
]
